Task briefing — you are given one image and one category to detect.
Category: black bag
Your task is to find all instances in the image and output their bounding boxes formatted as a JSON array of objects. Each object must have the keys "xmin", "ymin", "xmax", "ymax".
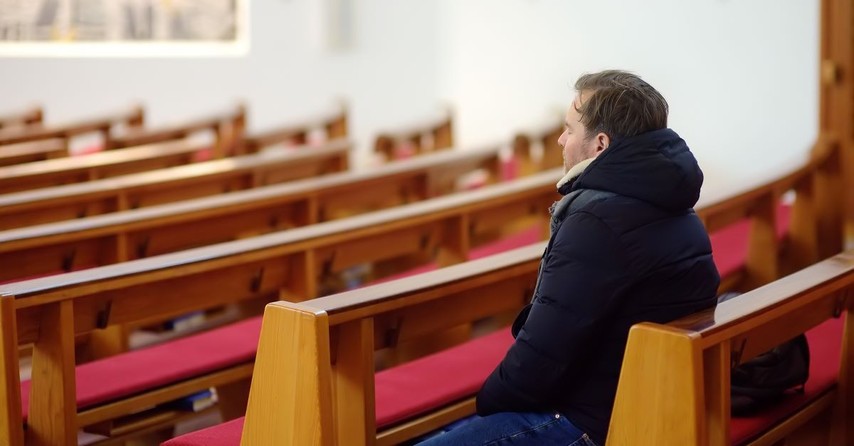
[{"xmin": 718, "ymin": 292, "xmax": 811, "ymax": 416}]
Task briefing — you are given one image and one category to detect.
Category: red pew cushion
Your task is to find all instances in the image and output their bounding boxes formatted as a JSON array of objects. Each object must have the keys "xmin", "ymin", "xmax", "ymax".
[
  {"xmin": 162, "ymin": 329, "xmax": 515, "ymax": 446},
  {"xmin": 730, "ymin": 316, "xmax": 843, "ymax": 444},
  {"xmin": 21, "ymin": 316, "xmax": 262, "ymax": 421},
  {"xmin": 163, "ymin": 417, "xmax": 244, "ymax": 446}
]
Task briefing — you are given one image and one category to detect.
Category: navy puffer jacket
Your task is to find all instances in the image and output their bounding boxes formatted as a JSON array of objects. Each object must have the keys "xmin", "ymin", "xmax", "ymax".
[{"xmin": 476, "ymin": 128, "xmax": 720, "ymax": 446}]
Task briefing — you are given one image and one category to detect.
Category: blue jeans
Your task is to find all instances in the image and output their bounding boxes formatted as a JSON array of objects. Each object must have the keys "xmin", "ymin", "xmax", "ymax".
[{"xmin": 414, "ymin": 412, "xmax": 597, "ymax": 446}]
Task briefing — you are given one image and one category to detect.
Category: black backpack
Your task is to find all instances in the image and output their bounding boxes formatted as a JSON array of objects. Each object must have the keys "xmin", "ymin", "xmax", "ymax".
[{"xmin": 718, "ymin": 292, "xmax": 811, "ymax": 416}]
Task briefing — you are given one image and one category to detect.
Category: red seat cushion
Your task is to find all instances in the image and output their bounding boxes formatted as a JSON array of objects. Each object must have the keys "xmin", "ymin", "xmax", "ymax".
[
  {"xmin": 468, "ymin": 225, "xmax": 542, "ymax": 260},
  {"xmin": 710, "ymin": 203, "xmax": 791, "ymax": 278},
  {"xmin": 374, "ymin": 329, "xmax": 513, "ymax": 427},
  {"xmin": 21, "ymin": 316, "xmax": 262, "ymax": 421},
  {"xmin": 163, "ymin": 417, "xmax": 245, "ymax": 446},
  {"xmin": 162, "ymin": 329, "xmax": 514, "ymax": 446},
  {"xmin": 366, "ymin": 225, "xmax": 543, "ymax": 286},
  {"xmin": 730, "ymin": 317, "xmax": 842, "ymax": 444}
]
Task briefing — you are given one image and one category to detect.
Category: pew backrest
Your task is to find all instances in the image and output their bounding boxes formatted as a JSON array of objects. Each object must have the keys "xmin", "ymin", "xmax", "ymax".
[
  {"xmin": 373, "ymin": 109, "xmax": 453, "ymax": 161},
  {"xmin": 0, "ymin": 105, "xmax": 144, "ymax": 147},
  {"xmin": 0, "ymin": 139, "xmax": 353, "ymax": 230},
  {"xmin": 0, "ymin": 143, "xmax": 522, "ymax": 282}
]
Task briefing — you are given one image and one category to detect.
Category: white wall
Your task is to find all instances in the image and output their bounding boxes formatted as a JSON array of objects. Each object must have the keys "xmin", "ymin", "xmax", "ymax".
[
  {"xmin": 0, "ymin": 0, "xmax": 444, "ymax": 165},
  {"xmin": 436, "ymin": 0, "xmax": 820, "ymax": 201},
  {"xmin": 0, "ymin": 0, "xmax": 820, "ymax": 194}
]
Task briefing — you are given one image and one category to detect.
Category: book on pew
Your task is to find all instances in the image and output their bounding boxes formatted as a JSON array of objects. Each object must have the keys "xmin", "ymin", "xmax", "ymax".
[
  {"xmin": 163, "ymin": 311, "xmax": 207, "ymax": 332},
  {"xmin": 165, "ymin": 389, "xmax": 218, "ymax": 413}
]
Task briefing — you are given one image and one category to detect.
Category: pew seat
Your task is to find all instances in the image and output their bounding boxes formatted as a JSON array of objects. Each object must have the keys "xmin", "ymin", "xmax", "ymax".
[
  {"xmin": 20, "ymin": 316, "xmax": 262, "ymax": 421},
  {"xmin": 162, "ymin": 329, "xmax": 514, "ymax": 446},
  {"xmin": 729, "ymin": 316, "xmax": 842, "ymax": 444},
  {"xmin": 162, "ymin": 297, "xmax": 844, "ymax": 446}
]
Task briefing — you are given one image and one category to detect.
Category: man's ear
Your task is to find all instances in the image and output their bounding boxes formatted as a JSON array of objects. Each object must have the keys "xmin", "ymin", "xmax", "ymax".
[{"xmin": 595, "ymin": 132, "xmax": 611, "ymax": 154}]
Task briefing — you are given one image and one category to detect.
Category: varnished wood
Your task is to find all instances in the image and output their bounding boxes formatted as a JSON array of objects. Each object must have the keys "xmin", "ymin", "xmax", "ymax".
[
  {"xmin": 819, "ymin": 0, "xmax": 854, "ymax": 245},
  {"xmin": 608, "ymin": 324, "xmax": 706, "ymax": 445},
  {"xmin": 373, "ymin": 110, "xmax": 454, "ymax": 161},
  {"xmin": 243, "ymin": 104, "xmax": 348, "ymax": 154},
  {"xmin": 0, "ymin": 139, "xmax": 352, "ymax": 230},
  {"xmin": 704, "ymin": 343, "xmax": 731, "ymax": 446},
  {"xmin": 241, "ymin": 303, "xmax": 335, "ymax": 446},
  {"xmin": 0, "ymin": 139, "xmax": 207, "ymax": 193},
  {"xmin": 107, "ymin": 105, "xmax": 246, "ymax": 155},
  {"xmin": 0, "ymin": 143, "xmax": 530, "ymax": 283},
  {"xmin": 0, "ymin": 106, "xmax": 43, "ymax": 130},
  {"xmin": 239, "ymin": 249, "xmax": 853, "ymax": 446},
  {"xmin": 0, "ymin": 105, "xmax": 144, "ymax": 147},
  {"xmin": 0, "ymin": 139, "xmax": 66, "ymax": 167},
  {"xmin": 0, "ymin": 298, "xmax": 23, "ymax": 446},
  {"xmin": 331, "ymin": 319, "xmax": 375, "ymax": 446},
  {"xmin": 512, "ymin": 118, "xmax": 564, "ymax": 175},
  {"xmin": 27, "ymin": 301, "xmax": 76, "ymax": 446},
  {"xmin": 605, "ymin": 250, "xmax": 854, "ymax": 445},
  {"xmin": 829, "ymin": 305, "xmax": 853, "ymax": 445},
  {"xmin": 0, "ymin": 172, "xmax": 556, "ymax": 443}
]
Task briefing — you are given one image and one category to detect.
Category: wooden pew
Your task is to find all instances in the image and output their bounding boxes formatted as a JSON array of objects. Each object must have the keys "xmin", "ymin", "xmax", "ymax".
[
  {"xmin": 0, "ymin": 139, "xmax": 352, "ymax": 230},
  {"xmin": 512, "ymin": 119, "xmax": 564, "ymax": 176},
  {"xmin": 0, "ymin": 106, "xmax": 144, "ymax": 147},
  {"xmin": 0, "ymin": 140, "xmax": 66, "ymax": 168},
  {"xmin": 0, "ymin": 143, "xmax": 528, "ymax": 283},
  {"xmin": 694, "ymin": 139, "xmax": 837, "ymax": 293},
  {"xmin": 167, "ymin": 249, "xmax": 852, "ymax": 446},
  {"xmin": 0, "ymin": 106, "xmax": 43, "ymax": 131},
  {"xmin": 0, "ymin": 140, "xmax": 214, "ymax": 194},
  {"xmin": 373, "ymin": 110, "xmax": 453, "ymax": 161},
  {"xmin": 163, "ymin": 145, "xmax": 840, "ymax": 446},
  {"xmin": 608, "ymin": 250, "xmax": 853, "ymax": 445},
  {"xmin": 0, "ymin": 170, "xmax": 559, "ymax": 445},
  {"xmin": 107, "ymin": 105, "xmax": 247, "ymax": 158},
  {"xmin": 242, "ymin": 105, "xmax": 348, "ymax": 154}
]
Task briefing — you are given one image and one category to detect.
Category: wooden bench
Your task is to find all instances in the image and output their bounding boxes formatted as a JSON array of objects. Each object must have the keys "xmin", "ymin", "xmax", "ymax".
[
  {"xmin": 512, "ymin": 119, "xmax": 564, "ymax": 176},
  {"xmin": 0, "ymin": 143, "xmax": 534, "ymax": 283},
  {"xmin": 162, "ymin": 247, "xmax": 852, "ymax": 446},
  {"xmin": 0, "ymin": 139, "xmax": 352, "ymax": 230},
  {"xmin": 373, "ymin": 110, "xmax": 453, "ymax": 161},
  {"xmin": 107, "ymin": 105, "xmax": 247, "ymax": 158},
  {"xmin": 694, "ymin": 140, "xmax": 836, "ymax": 293},
  {"xmin": 241, "ymin": 104, "xmax": 348, "ymax": 154},
  {"xmin": 0, "ymin": 139, "xmax": 66, "ymax": 168},
  {"xmin": 0, "ymin": 139, "xmax": 216, "ymax": 194},
  {"xmin": 607, "ymin": 251, "xmax": 853, "ymax": 445},
  {"xmin": 0, "ymin": 106, "xmax": 144, "ymax": 147},
  {"xmin": 0, "ymin": 106, "xmax": 43, "ymax": 131},
  {"xmin": 0, "ymin": 170, "xmax": 559, "ymax": 445}
]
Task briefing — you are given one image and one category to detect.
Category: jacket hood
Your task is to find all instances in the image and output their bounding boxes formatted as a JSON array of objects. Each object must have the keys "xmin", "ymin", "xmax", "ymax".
[{"xmin": 562, "ymin": 128, "xmax": 703, "ymax": 210}]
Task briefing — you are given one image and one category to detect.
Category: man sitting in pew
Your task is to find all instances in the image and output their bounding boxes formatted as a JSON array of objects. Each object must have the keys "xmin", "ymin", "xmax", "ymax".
[{"xmin": 419, "ymin": 70, "xmax": 721, "ymax": 445}]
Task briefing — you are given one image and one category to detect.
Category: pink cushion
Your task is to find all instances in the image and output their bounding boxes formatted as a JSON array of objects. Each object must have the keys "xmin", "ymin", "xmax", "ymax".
[
  {"xmin": 192, "ymin": 147, "xmax": 214, "ymax": 162},
  {"xmin": 730, "ymin": 316, "xmax": 843, "ymax": 444},
  {"xmin": 468, "ymin": 225, "xmax": 542, "ymax": 260},
  {"xmin": 710, "ymin": 203, "xmax": 791, "ymax": 278},
  {"xmin": 21, "ymin": 316, "xmax": 262, "ymax": 421},
  {"xmin": 73, "ymin": 145, "xmax": 104, "ymax": 156},
  {"xmin": 367, "ymin": 225, "xmax": 543, "ymax": 286},
  {"xmin": 375, "ymin": 329, "xmax": 513, "ymax": 427},
  {"xmin": 163, "ymin": 417, "xmax": 245, "ymax": 446},
  {"xmin": 162, "ymin": 329, "xmax": 514, "ymax": 446}
]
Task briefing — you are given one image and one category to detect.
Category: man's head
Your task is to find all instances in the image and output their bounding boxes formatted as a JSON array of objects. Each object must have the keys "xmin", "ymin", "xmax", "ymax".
[{"xmin": 558, "ymin": 70, "xmax": 669, "ymax": 172}]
